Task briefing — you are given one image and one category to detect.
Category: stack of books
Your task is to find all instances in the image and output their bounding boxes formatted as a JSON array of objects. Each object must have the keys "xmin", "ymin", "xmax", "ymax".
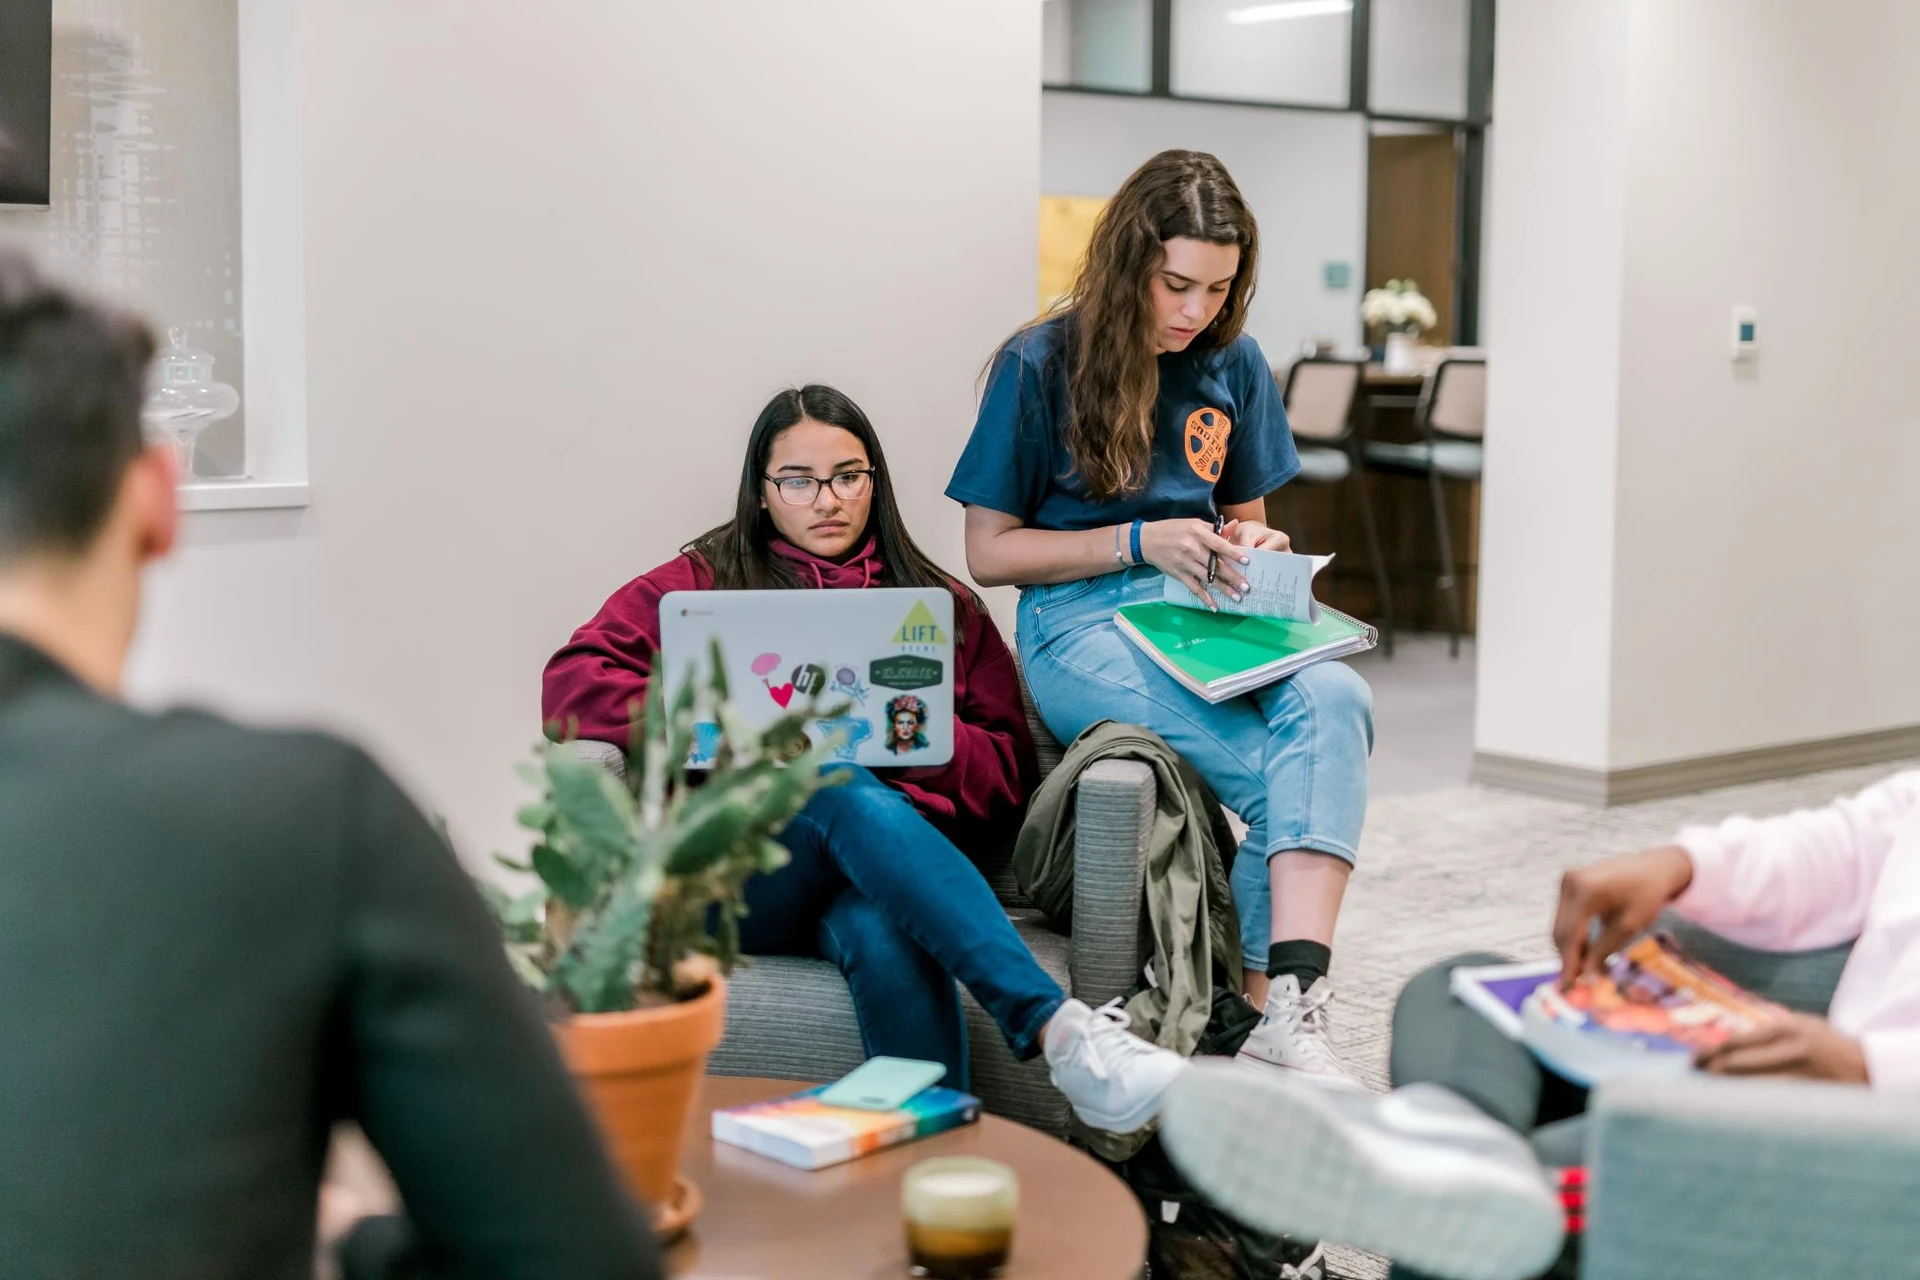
[{"xmin": 711, "ymin": 1084, "xmax": 981, "ymax": 1171}]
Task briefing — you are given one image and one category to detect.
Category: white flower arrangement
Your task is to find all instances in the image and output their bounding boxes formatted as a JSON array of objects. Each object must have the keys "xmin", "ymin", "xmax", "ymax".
[{"xmin": 1361, "ymin": 279, "xmax": 1439, "ymax": 336}]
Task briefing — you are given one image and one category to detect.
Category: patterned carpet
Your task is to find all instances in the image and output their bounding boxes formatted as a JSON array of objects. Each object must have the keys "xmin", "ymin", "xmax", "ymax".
[{"xmin": 1313, "ymin": 758, "xmax": 1915, "ymax": 1280}]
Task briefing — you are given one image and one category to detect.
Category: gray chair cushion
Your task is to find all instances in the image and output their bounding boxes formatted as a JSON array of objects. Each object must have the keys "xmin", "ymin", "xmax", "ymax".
[
  {"xmin": 1586, "ymin": 1074, "xmax": 1920, "ymax": 1280},
  {"xmin": 707, "ymin": 955, "xmax": 867, "ymax": 1085},
  {"xmin": 1293, "ymin": 445, "xmax": 1352, "ymax": 484},
  {"xmin": 707, "ymin": 911, "xmax": 1072, "ymax": 1135},
  {"xmin": 1364, "ymin": 438, "xmax": 1484, "ymax": 480}
]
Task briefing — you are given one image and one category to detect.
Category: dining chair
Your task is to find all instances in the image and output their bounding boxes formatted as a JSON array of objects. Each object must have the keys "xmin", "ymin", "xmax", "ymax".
[
  {"xmin": 1360, "ymin": 356, "xmax": 1485, "ymax": 658},
  {"xmin": 1268, "ymin": 355, "xmax": 1396, "ymax": 656}
]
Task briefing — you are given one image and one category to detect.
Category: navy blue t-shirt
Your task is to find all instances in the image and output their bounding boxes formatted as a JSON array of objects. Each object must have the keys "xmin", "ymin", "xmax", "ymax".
[{"xmin": 945, "ymin": 315, "xmax": 1299, "ymax": 530}]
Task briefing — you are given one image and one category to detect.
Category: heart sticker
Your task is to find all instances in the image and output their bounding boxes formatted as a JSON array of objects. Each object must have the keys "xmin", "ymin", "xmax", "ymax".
[{"xmin": 766, "ymin": 682, "xmax": 795, "ymax": 708}]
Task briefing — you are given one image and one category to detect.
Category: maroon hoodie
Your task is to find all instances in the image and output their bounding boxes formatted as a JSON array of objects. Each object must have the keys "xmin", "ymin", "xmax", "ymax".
[{"xmin": 541, "ymin": 537, "xmax": 1038, "ymax": 840}]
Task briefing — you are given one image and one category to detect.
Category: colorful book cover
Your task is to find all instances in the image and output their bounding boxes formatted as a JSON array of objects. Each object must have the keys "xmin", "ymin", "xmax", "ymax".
[
  {"xmin": 1449, "ymin": 959, "xmax": 1562, "ymax": 1039},
  {"xmin": 1518, "ymin": 933, "xmax": 1787, "ymax": 1085},
  {"xmin": 711, "ymin": 1084, "xmax": 981, "ymax": 1171}
]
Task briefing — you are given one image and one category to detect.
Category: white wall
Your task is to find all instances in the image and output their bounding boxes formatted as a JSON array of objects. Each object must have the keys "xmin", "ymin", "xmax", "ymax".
[
  {"xmin": 1042, "ymin": 0, "xmax": 1074, "ymax": 83},
  {"xmin": 1476, "ymin": 0, "xmax": 1920, "ymax": 775},
  {"xmin": 1473, "ymin": 1, "xmax": 1631, "ymax": 771},
  {"xmin": 1607, "ymin": 0, "xmax": 1920, "ymax": 766},
  {"xmin": 126, "ymin": 0, "xmax": 1039, "ymax": 861},
  {"xmin": 1042, "ymin": 89, "xmax": 1366, "ymax": 357}
]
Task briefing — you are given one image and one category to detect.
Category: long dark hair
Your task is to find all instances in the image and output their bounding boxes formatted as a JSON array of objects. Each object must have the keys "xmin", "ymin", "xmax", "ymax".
[
  {"xmin": 684, "ymin": 385, "xmax": 985, "ymax": 615},
  {"xmin": 1056, "ymin": 149, "xmax": 1258, "ymax": 499}
]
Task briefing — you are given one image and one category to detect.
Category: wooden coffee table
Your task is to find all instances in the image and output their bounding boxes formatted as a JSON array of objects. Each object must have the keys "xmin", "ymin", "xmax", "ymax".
[{"xmin": 667, "ymin": 1076, "xmax": 1147, "ymax": 1279}]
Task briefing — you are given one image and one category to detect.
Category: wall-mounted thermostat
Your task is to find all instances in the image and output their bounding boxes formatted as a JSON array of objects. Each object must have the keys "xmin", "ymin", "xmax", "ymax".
[{"xmin": 1731, "ymin": 306, "xmax": 1758, "ymax": 361}]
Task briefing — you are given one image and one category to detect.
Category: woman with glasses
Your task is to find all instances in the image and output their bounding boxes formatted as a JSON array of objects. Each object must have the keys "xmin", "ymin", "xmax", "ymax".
[{"xmin": 543, "ymin": 385, "xmax": 1184, "ymax": 1132}]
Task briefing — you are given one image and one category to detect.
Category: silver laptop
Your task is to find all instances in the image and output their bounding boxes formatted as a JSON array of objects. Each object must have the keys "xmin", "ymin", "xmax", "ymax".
[{"xmin": 658, "ymin": 587, "xmax": 955, "ymax": 768}]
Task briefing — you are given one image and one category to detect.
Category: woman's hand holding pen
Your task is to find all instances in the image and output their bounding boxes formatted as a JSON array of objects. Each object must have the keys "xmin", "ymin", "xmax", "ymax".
[{"xmin": 1140, "ymin": 518, "xmax": 1249, "ymax": 609}]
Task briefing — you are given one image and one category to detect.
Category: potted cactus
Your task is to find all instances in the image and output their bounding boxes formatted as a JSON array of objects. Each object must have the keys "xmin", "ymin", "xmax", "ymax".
[{"xmin": 482, "ymin": 641, "xmax": 842, "ymax": 1233}]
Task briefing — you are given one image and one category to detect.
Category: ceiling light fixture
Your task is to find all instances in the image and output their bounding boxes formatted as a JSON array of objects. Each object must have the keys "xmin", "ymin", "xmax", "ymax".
[{"xmin": 1225, "ymin": 0, "xmax": 1354, "ymax": 24}]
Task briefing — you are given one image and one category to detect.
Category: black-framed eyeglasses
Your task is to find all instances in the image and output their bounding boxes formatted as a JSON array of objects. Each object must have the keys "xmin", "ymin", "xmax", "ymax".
[{"xmin": 763, "ymin": 469, "xmax": 876, "ymax": 506}]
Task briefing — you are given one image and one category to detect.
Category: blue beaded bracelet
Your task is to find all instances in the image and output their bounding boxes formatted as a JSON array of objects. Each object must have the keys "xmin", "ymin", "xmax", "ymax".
[{"xmin": 1128, "ymin": 519, "xmax": 1144, "ymax": 567}]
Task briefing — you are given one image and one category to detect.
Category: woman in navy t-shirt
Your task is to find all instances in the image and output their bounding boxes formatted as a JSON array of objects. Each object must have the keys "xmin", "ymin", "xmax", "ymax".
[{"xmin": 948, "ymin": 150, "xmax": 1374, "ymax": 1084}]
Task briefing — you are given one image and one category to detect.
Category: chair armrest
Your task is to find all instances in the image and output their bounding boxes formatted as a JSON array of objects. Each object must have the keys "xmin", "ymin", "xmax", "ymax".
[
  {"xmin": 1067, "ymin": 758, "xmax": 1154, "ymax": 1006},
  {"xmin": 1655, "ymin": 911, "xmax": 1852, "ymax": 1015},
  {"xmin": 566, "ymin": 738, "xmax": 627, "ymax": 781},
  {"xmin": 1584, "ymin": 1073, "xmax": 1920, "ymax": 1280}
]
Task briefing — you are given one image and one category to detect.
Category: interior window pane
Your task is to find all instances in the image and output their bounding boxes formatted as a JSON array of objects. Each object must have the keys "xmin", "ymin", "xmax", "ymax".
[
  {"xmin": 0, "ymin": 0, "xmax": 247, "ymax": 478},
  {"xmin": 1171, "ymin": 0, "xmax": 1352, "ymax": 109},
  {"xmin": 1369, "ymin": 0, "xmax": 1471, "ymax": 119},
  {"xmin": 1042, "ymin": 0, "xmax": 1153, "ymax": 94}
]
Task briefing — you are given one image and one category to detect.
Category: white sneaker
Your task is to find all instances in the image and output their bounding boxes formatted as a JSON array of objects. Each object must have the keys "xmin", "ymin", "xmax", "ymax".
[
  {"xmin": 1161, "ymin": 1062, "xmax": 1565, "ymax": 1280},
  {"xmin": 1042, "ymin": 998, "xmax": 1188, "ymax": 1135},
  {"xmin": 1236, "ymin": 974, "xmax": 1360, "ymax": 1087}
]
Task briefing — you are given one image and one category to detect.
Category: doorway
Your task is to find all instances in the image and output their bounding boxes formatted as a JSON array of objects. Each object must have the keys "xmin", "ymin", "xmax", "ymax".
[{"xmin": 1366, "ymin": 123, "xmax": 1459, "ymax": 347}]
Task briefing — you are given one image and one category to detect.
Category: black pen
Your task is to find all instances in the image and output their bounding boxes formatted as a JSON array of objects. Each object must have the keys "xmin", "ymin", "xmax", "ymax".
[{"xmin": 1207, "ymin": 512, "xmax": 1224, "ymax": 584}]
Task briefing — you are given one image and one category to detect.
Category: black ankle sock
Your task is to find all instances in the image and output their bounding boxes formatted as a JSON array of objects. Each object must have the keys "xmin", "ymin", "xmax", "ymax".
[{"xmin": 1266, "ymin": 939, "xmax": 1332, "ymax": 988}]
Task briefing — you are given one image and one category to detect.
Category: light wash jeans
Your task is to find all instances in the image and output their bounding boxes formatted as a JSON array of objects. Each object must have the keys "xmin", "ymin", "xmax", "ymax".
[{"xmin": 1017, "ymin": 566, "xmax": 1373, "ymax": 969}]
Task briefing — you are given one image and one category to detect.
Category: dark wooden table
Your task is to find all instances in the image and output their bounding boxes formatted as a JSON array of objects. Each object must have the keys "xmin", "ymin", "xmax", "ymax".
[
  {"xmin": 667, "ymin": 1076, "xmax": 1147, "ymax": 1280},
  {"xmin": 1362, "ymin": 364, "xmax": 1427, "ymax": 391}
]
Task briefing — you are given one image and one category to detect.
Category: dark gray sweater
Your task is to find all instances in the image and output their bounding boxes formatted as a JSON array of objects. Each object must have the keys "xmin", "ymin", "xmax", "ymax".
[{"xmin": 0, "ymin": 635, "xmax": 660, "ymax": 1280}]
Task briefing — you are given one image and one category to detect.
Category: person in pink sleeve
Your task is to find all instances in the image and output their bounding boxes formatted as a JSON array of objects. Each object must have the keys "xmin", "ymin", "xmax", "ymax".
[
  {"xmin": 1154, "ymin": 770, "xmax": 1920, "ymax": 1280},
  {"xmin": 543, "ymin": 385, "xmax": 1185, "ymax": 1136}
]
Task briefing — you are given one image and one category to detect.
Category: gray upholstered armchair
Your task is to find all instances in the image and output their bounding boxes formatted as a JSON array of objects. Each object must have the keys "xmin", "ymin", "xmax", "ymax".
[
  {"xmin": 569, "ymin": 678, "xmax": 1150, "ymax": 1136},
  {"xmin": 1583, "ymin": 914, "xmax": 1920, "ymax": 1279}
]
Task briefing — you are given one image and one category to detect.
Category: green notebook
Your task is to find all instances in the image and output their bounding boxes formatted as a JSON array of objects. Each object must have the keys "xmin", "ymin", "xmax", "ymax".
[{"xmin": 1114, "ymin": 600, "xmax": 1377, "ymax": 703}]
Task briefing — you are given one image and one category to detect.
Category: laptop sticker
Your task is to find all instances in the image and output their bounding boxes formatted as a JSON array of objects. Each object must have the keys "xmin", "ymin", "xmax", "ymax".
[
  {"xmin": 831, "ymin": 665, "xmax": 869, "ymax": 704},
  {"xmin": 891, "ymin": 600, "xmax": 948, "ymax": 649},
  {"xmin": 751, "ymin": 652, "xmax": 795, "ymax": 708},
  {"xmin": 883, "ymin": 694, "xmax": 930, "ymax": 755},
  {"xmin": 870, "ymin": 654, "xmax": 942, "ymax": 691},
  {"xmin": 689, "ymin": 721, "xmax": 722, "ymax": 767},
  {"xmin": 817, "ymin": 714, "xmax": 874, "ymax": 761}
]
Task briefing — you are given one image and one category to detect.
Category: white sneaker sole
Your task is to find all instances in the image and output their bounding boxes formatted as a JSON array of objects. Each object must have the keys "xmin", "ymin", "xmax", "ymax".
[
  {"xmin": 1161, "ymin": 1062, "xmax": 1565, "ymax": 1280},
  {"xmin": 1050, "ymin": 1067, "xmax": 1172, "ymax": 1135},
  {"xmin": 1233, "ymin": 1045, "xmax": 1366, "ymax": 1090}
]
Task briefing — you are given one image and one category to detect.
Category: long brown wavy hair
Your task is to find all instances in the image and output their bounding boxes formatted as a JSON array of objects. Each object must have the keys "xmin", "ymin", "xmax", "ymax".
[{"xmin": 1056, "ymin": 150, "xmax": 1259, "ymax": 499}]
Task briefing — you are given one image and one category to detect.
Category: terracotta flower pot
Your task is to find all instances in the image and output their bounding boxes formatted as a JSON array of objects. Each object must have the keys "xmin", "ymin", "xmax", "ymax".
[{"xmin": 554, "ymin": 977, "xmax": 727, "ymax": 1231}]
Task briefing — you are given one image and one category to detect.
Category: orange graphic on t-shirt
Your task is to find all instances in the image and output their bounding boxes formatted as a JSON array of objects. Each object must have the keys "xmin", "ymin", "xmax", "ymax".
[{"xmin": 1184, "ymin": 407, "xmax": 1231, "ymax": 482}]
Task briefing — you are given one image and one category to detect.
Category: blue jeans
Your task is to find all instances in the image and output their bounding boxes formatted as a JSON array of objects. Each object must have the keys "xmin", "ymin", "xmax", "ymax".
[
  {"xmin": 739, "ymin": 767, "xmax": 1065, "ymax": 1089},
  {"xmin": 1017, "ymin": 566, "xmax": 1374, "ymax": 970}
]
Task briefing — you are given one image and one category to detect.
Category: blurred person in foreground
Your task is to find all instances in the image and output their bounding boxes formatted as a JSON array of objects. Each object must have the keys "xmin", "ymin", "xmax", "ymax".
[
  {"xmin": 1159, "ymin": 773, "xmax": 1920, "ymax": 1280},
  {"xmin": 0, "ymin": 250, "xmax": 661, "ymax": 1279}
]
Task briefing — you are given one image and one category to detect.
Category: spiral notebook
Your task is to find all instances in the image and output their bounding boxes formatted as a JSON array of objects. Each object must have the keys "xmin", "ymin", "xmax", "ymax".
[{"xmin": 1114, "ymin": 601, "xmax": 1377, "ymax": 703}]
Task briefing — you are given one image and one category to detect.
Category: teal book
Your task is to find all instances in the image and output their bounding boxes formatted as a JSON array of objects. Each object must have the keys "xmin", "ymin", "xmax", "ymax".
[
  {"xmin": 1114, "ymin": 600, "xmax": 1377, "ymax": 703},
  {"xmin": 710, "ymin": 1084, "xmax": 981, "ymax": 1170}
]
